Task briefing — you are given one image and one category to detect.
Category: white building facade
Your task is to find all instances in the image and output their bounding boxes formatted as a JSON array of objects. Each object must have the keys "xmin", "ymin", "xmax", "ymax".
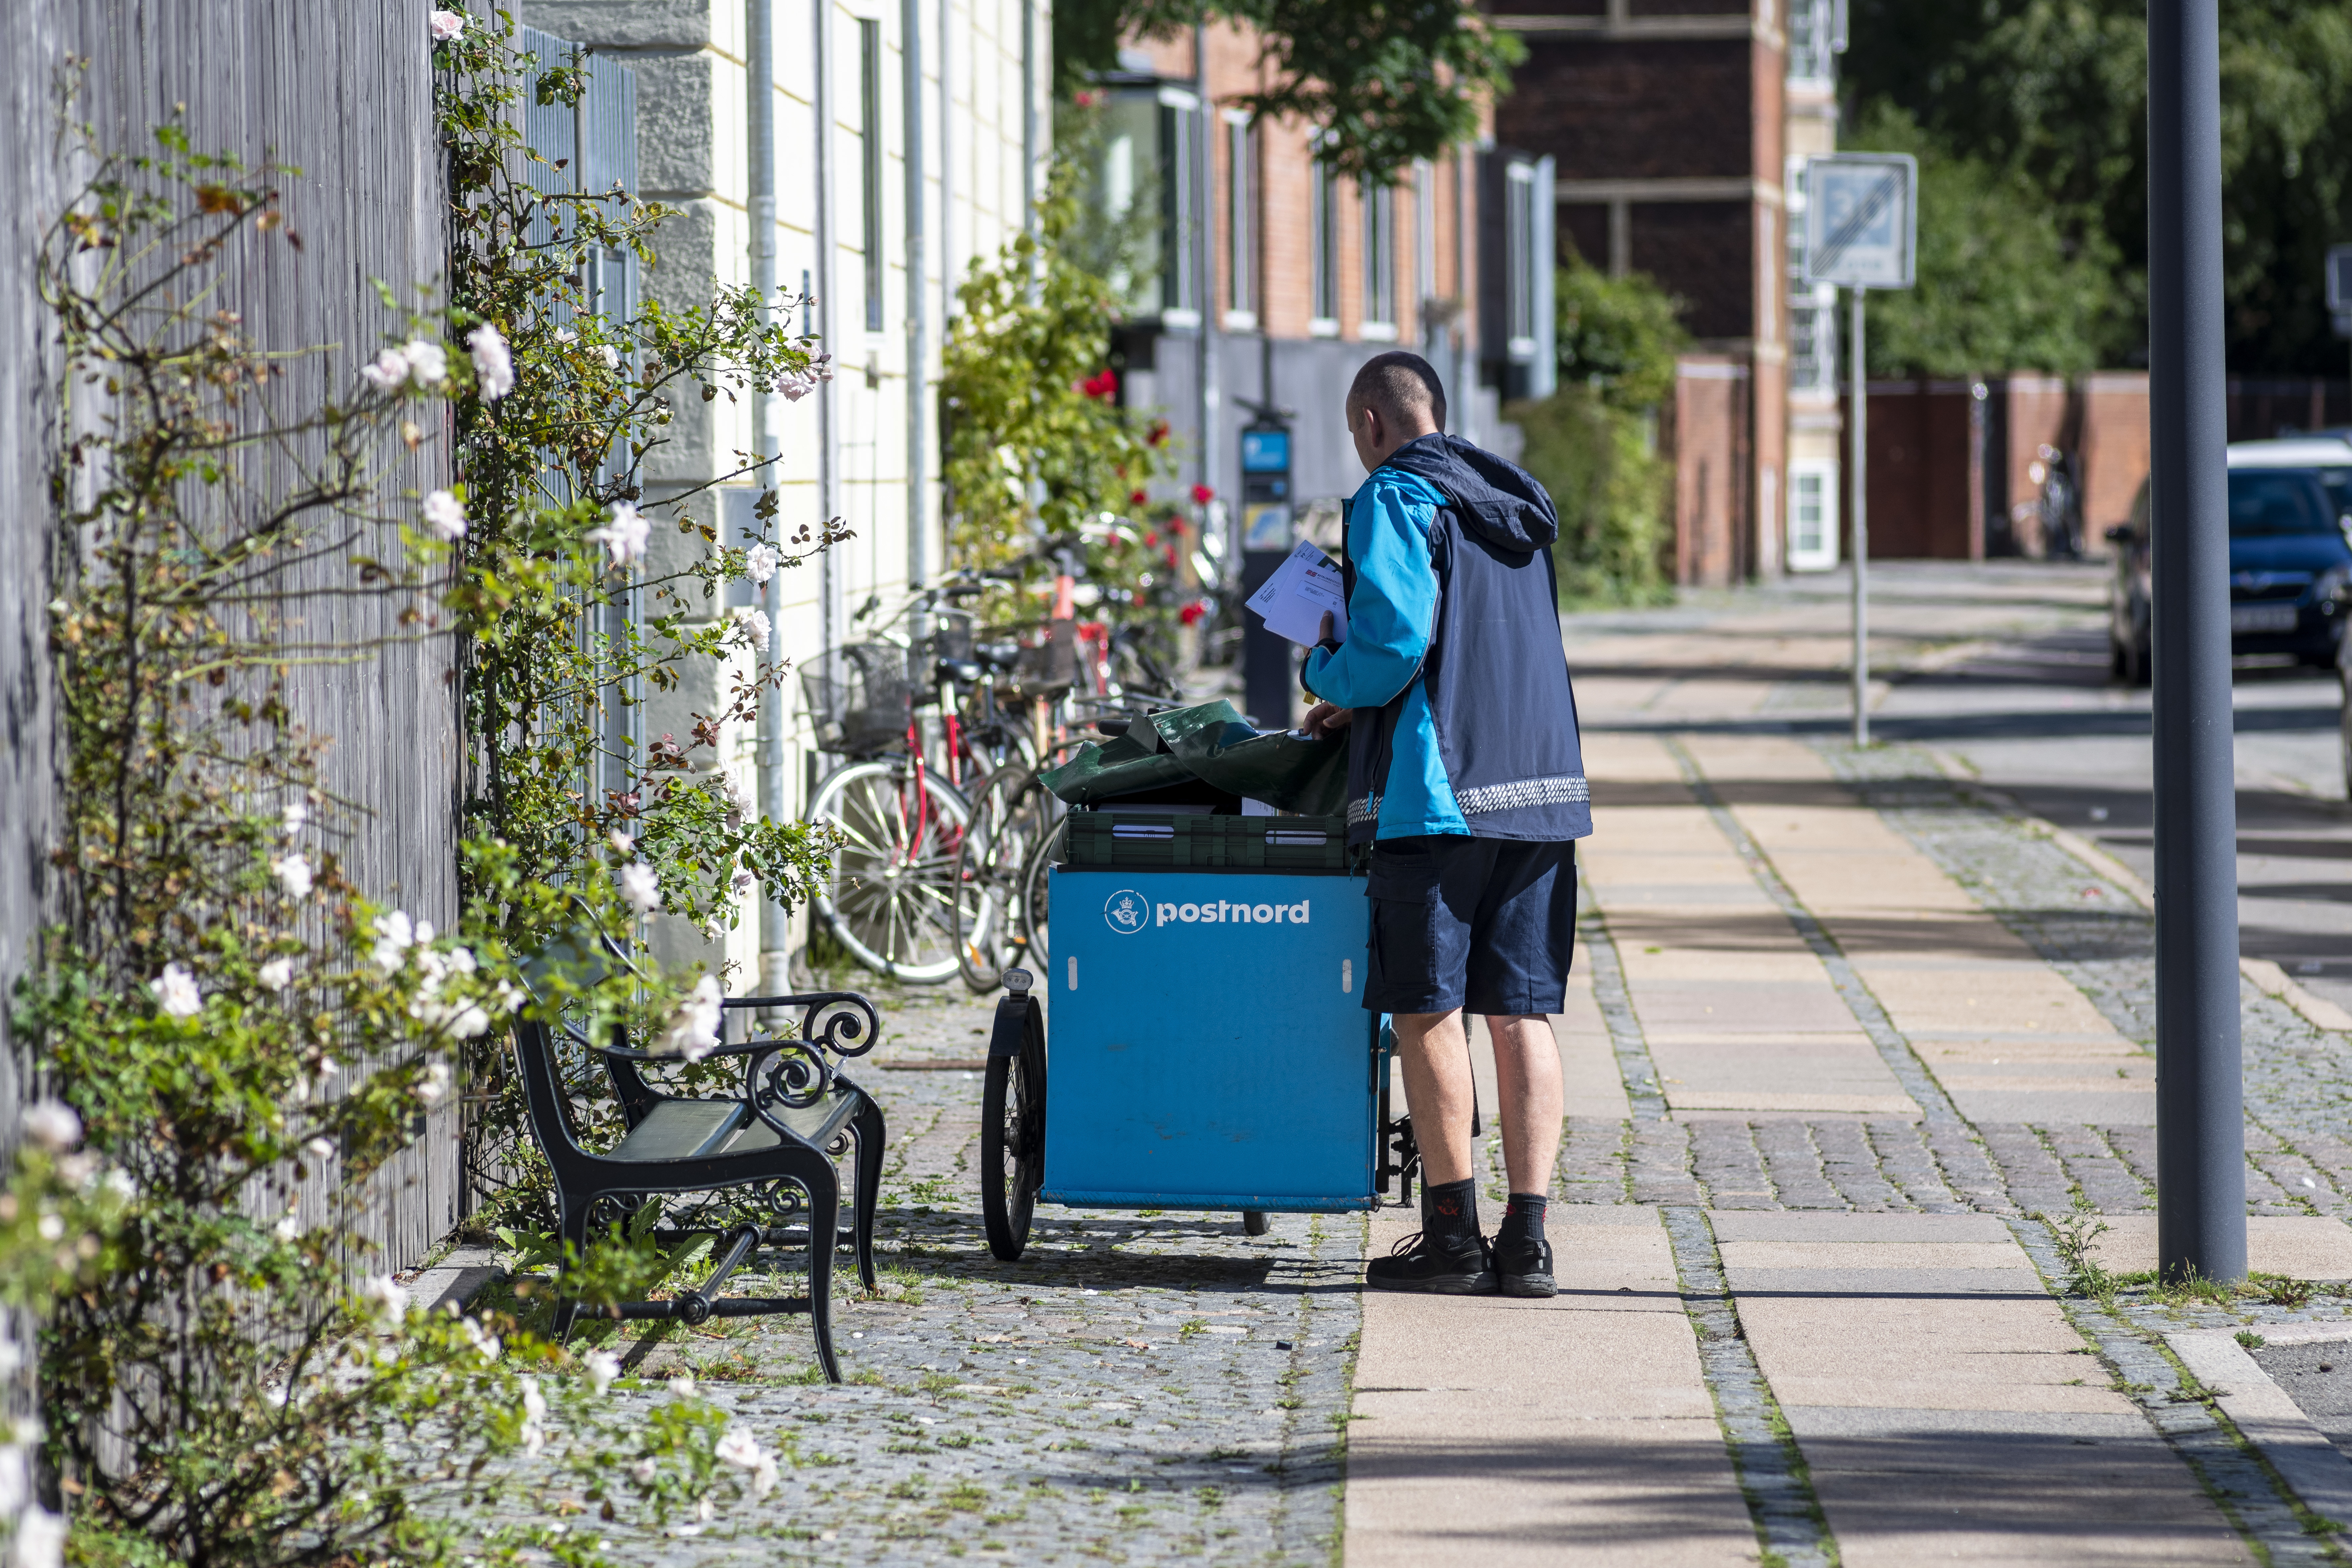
[{"xmin": 529, "ymin": 0, "xmax": 1045, "ymax": 985}]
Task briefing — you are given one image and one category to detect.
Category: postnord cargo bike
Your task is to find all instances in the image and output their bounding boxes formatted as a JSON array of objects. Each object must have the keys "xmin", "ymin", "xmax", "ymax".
[{"xmin": 969, "ymin": 702, "xmax": 1423, "ymax": 1260}]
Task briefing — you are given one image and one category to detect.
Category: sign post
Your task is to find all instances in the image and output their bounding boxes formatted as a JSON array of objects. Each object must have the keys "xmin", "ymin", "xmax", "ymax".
[
  {"xmin": 2326, "ymin": 243, "xmax": 2352, "ymax": 392},
  {"xmin": 1804, "ymin": 153, "xmax": 1917, "ymax": 747},
  {"xmin": 2149, "ymin": 0, "xmax": 2245, "ymax": 1286},
  {"xmin": 1238, "ymin": 422, "xmax": 1297, "ymax": 728}
]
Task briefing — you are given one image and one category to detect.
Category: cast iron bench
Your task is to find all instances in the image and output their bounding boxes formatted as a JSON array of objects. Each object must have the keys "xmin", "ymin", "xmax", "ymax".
[{"xmin": 510, "ymin": 972, "xmax": 885, "ymax": 1381}]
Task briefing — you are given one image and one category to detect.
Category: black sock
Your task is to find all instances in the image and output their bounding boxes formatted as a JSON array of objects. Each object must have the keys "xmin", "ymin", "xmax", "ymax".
[
  {"xmin": 1498, "ymin": 1193, "xmax": 1548, "ymax": 1248},
  {"xmin": 1420, "ymin": 1178, "xmax": 1481, "ymax": 1253}
]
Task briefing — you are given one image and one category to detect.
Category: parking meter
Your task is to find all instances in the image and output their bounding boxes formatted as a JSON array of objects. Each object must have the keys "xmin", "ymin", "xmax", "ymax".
[{"xmin": 1239, "ymin": 422, "xmax": 1296, "ymax": 728}]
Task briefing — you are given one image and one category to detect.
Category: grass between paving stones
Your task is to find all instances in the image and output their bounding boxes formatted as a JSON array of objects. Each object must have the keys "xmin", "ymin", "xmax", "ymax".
[{"xmin": 2006, "ymin": 1213, "xmax": 2351, "ymax": 1566}]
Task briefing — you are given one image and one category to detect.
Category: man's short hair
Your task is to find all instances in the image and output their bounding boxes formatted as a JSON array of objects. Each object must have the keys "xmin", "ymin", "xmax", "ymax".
[{"xmin": 1347, "ymin": 350, "xmax": 1448, "ymax": 435}]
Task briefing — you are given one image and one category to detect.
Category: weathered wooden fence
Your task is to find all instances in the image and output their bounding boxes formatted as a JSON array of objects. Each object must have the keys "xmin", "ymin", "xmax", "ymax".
[{"xmin": 1, "ymin": 0, "xmax": 460, "ymax": 1268}]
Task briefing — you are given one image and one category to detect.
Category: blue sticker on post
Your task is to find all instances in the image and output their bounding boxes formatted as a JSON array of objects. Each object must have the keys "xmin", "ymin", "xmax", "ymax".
[
  {"xmin": 1241, "ymin": 428, "xmax": 1290, "ymax": 473},
  {"xmin": 1102, "ymin": 888, "xmax": 1149, "ymax": 935}
]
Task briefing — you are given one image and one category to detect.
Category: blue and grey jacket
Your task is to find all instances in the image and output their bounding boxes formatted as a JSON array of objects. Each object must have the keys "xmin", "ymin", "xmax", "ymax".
[{"xmin": 1302, "ymin": 433, "xmax": 1591, "ymax": 846}]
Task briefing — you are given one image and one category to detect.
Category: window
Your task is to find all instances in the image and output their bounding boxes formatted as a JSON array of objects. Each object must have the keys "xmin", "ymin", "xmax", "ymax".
[
  {"xmin": 1483, "ymin": 151, "xmax": 1555, "ymax": 399},
  {"xmin": 1787, "ymin": 460, "xmax": 1841, "ymax": 571},
  {"xmin": 859, "ymin": 18, "xmax": 884, "ymax": 332},
  {"xmin": 1787, "ymin": 0, "xmax": 1845, "ymax": 85},
  {"xmin": 1505, "ymin": 162, "xmax": 1535, "ymax": 348},
  {"xmin": 1362, "ymin": 180, "xmax": 1395, "ymax": 332},
  {"xmin": 1311, "ymin": 156, "xmax": 1339, "ymax": 329},
  {"xmin": 1157, "ymin": 91, "xmax": 1200, "ymax": 319},
  {"xmin": 1224, "ymin": 111, "xmax": 1254, "ymax": 322},
  {"xmin": 1311, "ymin": 157, "xmax": 1338, "ymax": 326},
  {"xmin": 1097, "ymin": 86, "xmax": 1199, "ymax": 322},
  {"xmin": 1785, "ymin": 157, "xmax": 1838, "ymax": 393}
]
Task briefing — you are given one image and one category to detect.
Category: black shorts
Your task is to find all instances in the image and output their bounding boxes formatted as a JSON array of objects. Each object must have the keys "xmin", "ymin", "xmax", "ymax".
[{"xmin": 1362, "ymin": 835, "xmax": 1578, "ymax": 1016}]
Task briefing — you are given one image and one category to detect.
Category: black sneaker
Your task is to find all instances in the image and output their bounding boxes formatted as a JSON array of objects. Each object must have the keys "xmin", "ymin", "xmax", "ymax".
[
  {"xmin": 1365, "ymin": 1231, "xmax": 1496, "ymax": 1295},
  {"xmin": 1494, "ymin": 1233, "xmax": 1556, "ymax": 1298}
]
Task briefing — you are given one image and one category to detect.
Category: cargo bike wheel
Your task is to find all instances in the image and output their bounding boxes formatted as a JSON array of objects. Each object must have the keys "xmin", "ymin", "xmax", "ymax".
[{"xmin": 981, "ymin": 971, "xmax": 1048, "ymax": 1261}]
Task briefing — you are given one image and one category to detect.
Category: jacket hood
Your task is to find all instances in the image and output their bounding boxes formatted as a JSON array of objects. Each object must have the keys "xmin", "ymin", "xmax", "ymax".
[{"xmin": 1380, "ymin": 432, "xmax": 1559, "ymax": 552}]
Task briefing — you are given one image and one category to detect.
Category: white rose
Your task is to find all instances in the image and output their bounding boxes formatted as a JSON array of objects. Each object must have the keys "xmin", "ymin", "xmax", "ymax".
[
  {"xmin": 271, "ymin": 852, "xmax": 312, "ymax": 900},
  {"xmin": 14, "ymin": 1507, "xmax": 65, "ymax": 1568},
  {"xmin": 428, "ymin": 9, "xmax": 467, "ymax": 42},
  {"xmin": 585, "ymin": 1348, "xmax": 621, "ymax": 1393},
  {"xmin": 360, "ymin": 348, "xmax": 409, "ymax": 391},
  {"xmin": 19, "ymin": 1102, "xmax": 80, "ymax": 1154},
  {"xmin": 617, "ymin": 861, "xmax": 661, "ymax": 915},
  {"xmin": 744, "ymin": 543, "xmax": 779, "ymax": 585},
  {"xmin": 585, "ymin": 501, "xmax": 650, "ymax": 569},
  {"xmin": 466, "ymin": 322, "xmax": 514, "ymax": 399},
  {"xmin": 371, "ymin": 910, "xmax": 416, "ymax": 974},
  {"xmin": 414, "ymin": 1060, "xmax": 452, "ymax": 1107},
  {"xmin": 360, "ymin": 1275, "xmax": 410, "ymax": 1327},
  {"xmin": 727, "ymin": 605, "xmax": 771, "ymax": 653},
  {"xmin": 658, "ymin": 974, "xmax": 724, "ymax": 1062},
  {"xmin": 282, "ymin": 799, "xmax": 309, "ymax": 837},
  {"xmin": 152, "ymin": 963, "xmax": 202, "ymax": 1018},
  {"xmin": 257, "ymin": 958, "xmax": 294, "ymax": 992},
  {"xmin": 399, "ymin": 339, "xmax": 449, "ymax": 387},
  {"xmin": 421, "ymin": 489, "xmax": 467, "ymax": 542}
]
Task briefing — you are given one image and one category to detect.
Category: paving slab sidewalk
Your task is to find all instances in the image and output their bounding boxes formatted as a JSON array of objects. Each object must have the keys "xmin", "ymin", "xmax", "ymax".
[{"xmin": 1347, "ymin": 680, "xmax": 2298, "ymax": 1565}]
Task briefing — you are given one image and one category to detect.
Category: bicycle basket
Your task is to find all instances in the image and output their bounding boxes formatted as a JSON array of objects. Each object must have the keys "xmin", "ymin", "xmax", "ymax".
[
  {"xmin": 1001, "ymin": 618, "xmax": 1078, "ymax": 701},
  {"xmin": 799, "ymin": 642, "xmax": 915, "ymax": 755},
  {"xmin": 924, "ymin": 610, "xmax": 975, "ymax": 668}
]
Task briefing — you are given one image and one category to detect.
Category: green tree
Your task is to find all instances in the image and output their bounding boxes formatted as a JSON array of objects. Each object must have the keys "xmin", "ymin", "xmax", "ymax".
[
  {"xmin": 1512, "ymin": 251, "xmax": 1683, "ymax": 606},
  {"xmin": 1557, "ymin": 255, "xmax": 1686, "ymax": 410},
  {"xmin": 1052, "ymin": 0, "xmax": 1521, "ymax": 183},
  {"xmin": 941, "ymin": 163, "xmax": 1194, "ymax": 637},
  {"xmin": 1846, "ymin": 104, "xmax": 2123, "ymax": 378},
  {"xmin": 1844, "ymin": 0, "xmax": 2352, "ymax": 373}
]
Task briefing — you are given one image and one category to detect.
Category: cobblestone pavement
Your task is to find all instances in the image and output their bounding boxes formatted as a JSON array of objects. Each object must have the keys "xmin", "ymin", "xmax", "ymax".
[
  {"xmin": 440, "ymin": 582, "xmax": 2352, "ymax": 1563},
  {"xmin": 453, "ymin": 977, "xmax": 1361, "ymax": 1565}
]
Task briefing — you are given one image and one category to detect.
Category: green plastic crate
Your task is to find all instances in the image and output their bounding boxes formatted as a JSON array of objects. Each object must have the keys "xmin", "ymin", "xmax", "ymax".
[{"xmin": 1056, "ymin": 811, "xmax": 1353, "ymax": 873}]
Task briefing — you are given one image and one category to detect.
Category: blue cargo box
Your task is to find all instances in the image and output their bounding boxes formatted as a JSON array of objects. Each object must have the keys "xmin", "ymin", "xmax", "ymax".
[{"xmin": 1043, "ymin": 865, "xmax": 1378, "ymax": 1212}]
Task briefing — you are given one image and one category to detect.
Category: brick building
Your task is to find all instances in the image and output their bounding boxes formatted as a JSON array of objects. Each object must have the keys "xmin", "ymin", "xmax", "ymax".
[
  {"xmin": 1089, "ymin": 28, "xmax": 1554, "ymax": 533},
  {"xmin": 1491, "ymin": 0, "xmax": 1848, "ymax": 583}
]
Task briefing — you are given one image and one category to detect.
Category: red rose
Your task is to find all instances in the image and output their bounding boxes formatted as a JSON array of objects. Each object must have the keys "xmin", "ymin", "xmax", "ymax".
[
  {"xmin": 1130, "ymin": 490, "xmax": 1148, "ymax": 507},
  {"xmin": 1179, "ymin": 601, "xmax": 1206, "ymax": 626},
  {"xmin": 1190, "ymin": 484, "xmax": 1214, "ymax": 505}
]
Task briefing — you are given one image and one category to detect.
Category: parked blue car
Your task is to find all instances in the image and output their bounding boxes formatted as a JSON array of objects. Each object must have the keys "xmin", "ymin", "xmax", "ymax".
[{"xmin": 2106, "ymin": 438, "xmax": 2352, "ymax": 685}]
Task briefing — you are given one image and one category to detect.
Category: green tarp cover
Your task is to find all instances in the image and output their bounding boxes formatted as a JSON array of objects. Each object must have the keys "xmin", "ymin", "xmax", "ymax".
[{"xmin": 1037, "ymin": 700, "xmax": 1349, "ymax": 816}]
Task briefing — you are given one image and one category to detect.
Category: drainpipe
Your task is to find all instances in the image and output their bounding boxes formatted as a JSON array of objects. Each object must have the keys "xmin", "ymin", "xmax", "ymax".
[
  {"xmin": 749, "ymin": 0, "xmax": 791, "ymax": 992},
  {"xmin": 905, "ymin": 0, "xmax": 929, "ymax": 591},
  {"xmin": 1020, "ymin": 0, "xmax": 1037, "ymax": 237},
  {"xmin": 1194, "ymin": 25, "xmax": 1218, "ymax": 536},
  {"xmin": 940, "ymin": 0, "xmax": 955, "ymax": 333},
  {"xmin": 816, "ymin": 0, "xmax": 842, "ymax": 645}
]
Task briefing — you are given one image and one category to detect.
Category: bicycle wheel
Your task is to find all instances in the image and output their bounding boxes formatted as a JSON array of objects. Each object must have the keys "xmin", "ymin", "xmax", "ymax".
[
  {"xmin": 980, "ymin": 986, "xmax": 1047, "ymax": 1262},
  {"xmin": 808, "ymin": 758, "xmax": 975, "ymax": 984},
  {"xmin": 952, "ymin": 766, "xmax": 1025, "ymax": 992},
  {"xmin": 1012, "ymin": 814, "xmax": 1067, "ymax": 969}
]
